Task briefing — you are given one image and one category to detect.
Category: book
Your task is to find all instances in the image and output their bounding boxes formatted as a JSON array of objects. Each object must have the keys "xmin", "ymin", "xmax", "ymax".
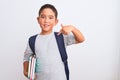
[{"xmin": 28, "ymin": 55, "xmax": 36, "ymax": 80}]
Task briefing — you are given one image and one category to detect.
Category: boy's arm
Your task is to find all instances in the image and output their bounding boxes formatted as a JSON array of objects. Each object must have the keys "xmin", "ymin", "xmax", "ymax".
[
  {"xmin": 58, "ymin": 24, "xmax": 85, "ymax": 43},
  {"xmin": 71, "ymin": 26, "xmax": 85, "ymax": 43},
  {"xmin": 23, "ymin": 61, "xmax": 29, "ymax": 78}
]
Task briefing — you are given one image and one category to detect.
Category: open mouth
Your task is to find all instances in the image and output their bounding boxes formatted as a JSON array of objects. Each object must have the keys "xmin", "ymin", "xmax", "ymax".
[{"xmin": 44, "ymin": 24, "xmax": 50, "ymax": 28}]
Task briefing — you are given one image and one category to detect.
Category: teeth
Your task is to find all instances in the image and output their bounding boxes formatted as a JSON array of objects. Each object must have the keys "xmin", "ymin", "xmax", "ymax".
[{"xmin": 44, "ymin": 24, "xmax": 49, "ymax": 27}]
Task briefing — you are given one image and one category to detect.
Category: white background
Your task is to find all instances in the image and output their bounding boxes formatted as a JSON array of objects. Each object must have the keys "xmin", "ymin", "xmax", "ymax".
[{"xmin": 0, "ymin": 0, "xmax": 119, "ymax": 80}]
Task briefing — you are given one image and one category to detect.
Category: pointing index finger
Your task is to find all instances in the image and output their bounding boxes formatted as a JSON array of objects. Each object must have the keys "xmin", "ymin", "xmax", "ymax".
[
  {"xmin": 57, "ymin": 30, "xmax": 62, "ymax": 35},
  {"xmin": 61, "ymin": 24, "xmax": 64, "ymax": 27}
]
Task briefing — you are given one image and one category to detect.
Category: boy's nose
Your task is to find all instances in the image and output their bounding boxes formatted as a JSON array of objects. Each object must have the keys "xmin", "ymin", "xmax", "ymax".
[{"xmin": 44, "ymin": 17, "xmax": 49, "ymax": 22}]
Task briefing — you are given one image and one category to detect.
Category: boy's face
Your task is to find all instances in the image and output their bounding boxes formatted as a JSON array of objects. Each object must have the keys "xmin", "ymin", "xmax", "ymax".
[{"xmin": 37, "ymin": 8, "xmax": 58, "ymax": 34}]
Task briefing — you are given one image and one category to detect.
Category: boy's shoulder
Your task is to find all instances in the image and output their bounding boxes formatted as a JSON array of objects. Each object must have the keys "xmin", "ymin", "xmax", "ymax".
[
  {"xmin": 29, "ymin": 34, "xmax": 38, "ymax": 39},
  {"xmin": 28, "ymin": 34, "xmax": 38, "ymax": 43}
]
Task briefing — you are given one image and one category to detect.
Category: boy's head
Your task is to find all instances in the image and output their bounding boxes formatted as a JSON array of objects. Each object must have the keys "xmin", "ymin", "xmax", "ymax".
[
  {"xmin": 37, "ymin": 4, "xmax": 58, "ymax": 34},
  {"xmin": 38, "ymin": 4, "xmax": 58, "ymax": 19}
]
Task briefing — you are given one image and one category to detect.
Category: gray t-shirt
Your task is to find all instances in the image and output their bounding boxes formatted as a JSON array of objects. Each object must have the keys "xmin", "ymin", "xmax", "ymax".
[{"xmin": 23, "ymin": 32, "xmax": 75, "ymax": 80}]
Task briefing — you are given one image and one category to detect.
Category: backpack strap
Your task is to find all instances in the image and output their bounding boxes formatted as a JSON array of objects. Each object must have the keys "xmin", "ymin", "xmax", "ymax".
[
  {"xmin": 29, "ymin": 34, "xmax": 38, "ymax": 55},
  {"xmin": 54, "ymin": 32, "xmax": 69, "ymax": 80}
]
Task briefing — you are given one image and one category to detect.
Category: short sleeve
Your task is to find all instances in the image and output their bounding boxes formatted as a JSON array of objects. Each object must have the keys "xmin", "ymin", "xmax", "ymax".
[
  {"xmin": 23, "ymin": 42, "xmax": 33, "ymax": 62},
  {"xmin": 63, "ymin": 33, "xmax": 76, "ymax": 46}
]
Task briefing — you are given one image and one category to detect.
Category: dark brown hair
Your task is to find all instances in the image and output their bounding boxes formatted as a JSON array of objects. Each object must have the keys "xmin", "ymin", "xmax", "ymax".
[{"xmin": 38, "ymin": 4, "xmax": 58, "ymax": 18}]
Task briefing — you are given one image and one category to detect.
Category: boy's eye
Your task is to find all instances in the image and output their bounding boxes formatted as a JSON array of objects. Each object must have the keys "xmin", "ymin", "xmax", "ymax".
[
  {"xmin": 40, "ymin": 15, "xmax": 55, "ymax": 19},
  {"xmin": 40, "ymin": 15, "xmax": 45, "ymax": 18},
  {"xmin": 49, "ymin": 16, "xmax": 54, "ymax": 19}
]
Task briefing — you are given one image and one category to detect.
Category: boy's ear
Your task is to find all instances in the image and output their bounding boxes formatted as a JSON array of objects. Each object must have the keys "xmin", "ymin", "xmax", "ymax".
[
  {"xmin": 37, "ymin": 17, "xmax": 40, "ymax": 24},
  {"xmin": 55, "ymin": 19, "xmax": 59, "ymax": 25}
]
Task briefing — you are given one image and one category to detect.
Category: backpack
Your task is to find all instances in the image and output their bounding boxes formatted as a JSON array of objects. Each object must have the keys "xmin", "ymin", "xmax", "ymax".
[{"xmin": 28, "ymin": 32, "xmax": 69, "ymax": 80}]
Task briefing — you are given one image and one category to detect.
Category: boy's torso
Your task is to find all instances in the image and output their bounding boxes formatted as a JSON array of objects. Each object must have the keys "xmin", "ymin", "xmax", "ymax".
[{"xmin": 35, "ymin": 32, "xmax": 67, "ymax": 80}]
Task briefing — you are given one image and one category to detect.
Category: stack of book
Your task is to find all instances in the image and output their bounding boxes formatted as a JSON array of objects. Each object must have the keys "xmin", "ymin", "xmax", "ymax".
[{"xmin": 28, "ymin": 55, "xmax": 36, "ymax": 80}]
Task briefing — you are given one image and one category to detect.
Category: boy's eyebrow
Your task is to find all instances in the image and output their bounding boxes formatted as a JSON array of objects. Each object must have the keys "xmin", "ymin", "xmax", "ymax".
[
  {"xmin": 40, "ymin": 14, "xmax": 55, "ymax": 17},
  {"xmin": 48, "ymin": 15, "xmax": 54, "ymax": 17}
]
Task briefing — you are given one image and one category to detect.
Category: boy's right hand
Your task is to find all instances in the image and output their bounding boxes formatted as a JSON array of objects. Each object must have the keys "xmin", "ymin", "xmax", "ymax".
[
  {"xmin": 24, "ymin": 71, "xmax": 28, "ymax": 78},
  {"xmin": 34, "ymin": 73, "xmax": 37, "ymax": 80},
  {"xmin": 24, "ymin": 71, "xmax": 37, "ymax": 80}
]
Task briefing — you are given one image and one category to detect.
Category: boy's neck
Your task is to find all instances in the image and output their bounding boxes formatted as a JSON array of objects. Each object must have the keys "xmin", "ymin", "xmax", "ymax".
[{"xmin": 40, "ymin": 31, "xmax": 52, "ymax": 35}]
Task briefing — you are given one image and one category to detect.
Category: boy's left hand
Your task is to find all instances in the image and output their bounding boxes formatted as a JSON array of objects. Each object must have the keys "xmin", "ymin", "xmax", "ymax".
[{"xmin": 58, "ymin": 24, "xmax": 75, "ymax": 35}]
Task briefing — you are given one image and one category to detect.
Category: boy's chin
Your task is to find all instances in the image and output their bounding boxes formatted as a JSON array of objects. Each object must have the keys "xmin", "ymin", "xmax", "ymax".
[{"xmin": 41, "ymin": 30, "xmax": 52, "ymax": 34}]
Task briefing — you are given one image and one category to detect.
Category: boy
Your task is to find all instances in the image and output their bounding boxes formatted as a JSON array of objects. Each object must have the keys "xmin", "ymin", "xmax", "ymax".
[{"xmin": 23, "ymin": 4, "xmax": 84, "ymax": 80}]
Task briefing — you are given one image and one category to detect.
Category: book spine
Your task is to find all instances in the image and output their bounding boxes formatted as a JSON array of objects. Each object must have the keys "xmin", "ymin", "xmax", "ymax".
[
  {"xmin": 28, "ymin": 56, "xmax": 32, "ymax": 79},
  {"xmin": 30, "ymin": 55, "xmax": 36, "ymax": 80}
]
